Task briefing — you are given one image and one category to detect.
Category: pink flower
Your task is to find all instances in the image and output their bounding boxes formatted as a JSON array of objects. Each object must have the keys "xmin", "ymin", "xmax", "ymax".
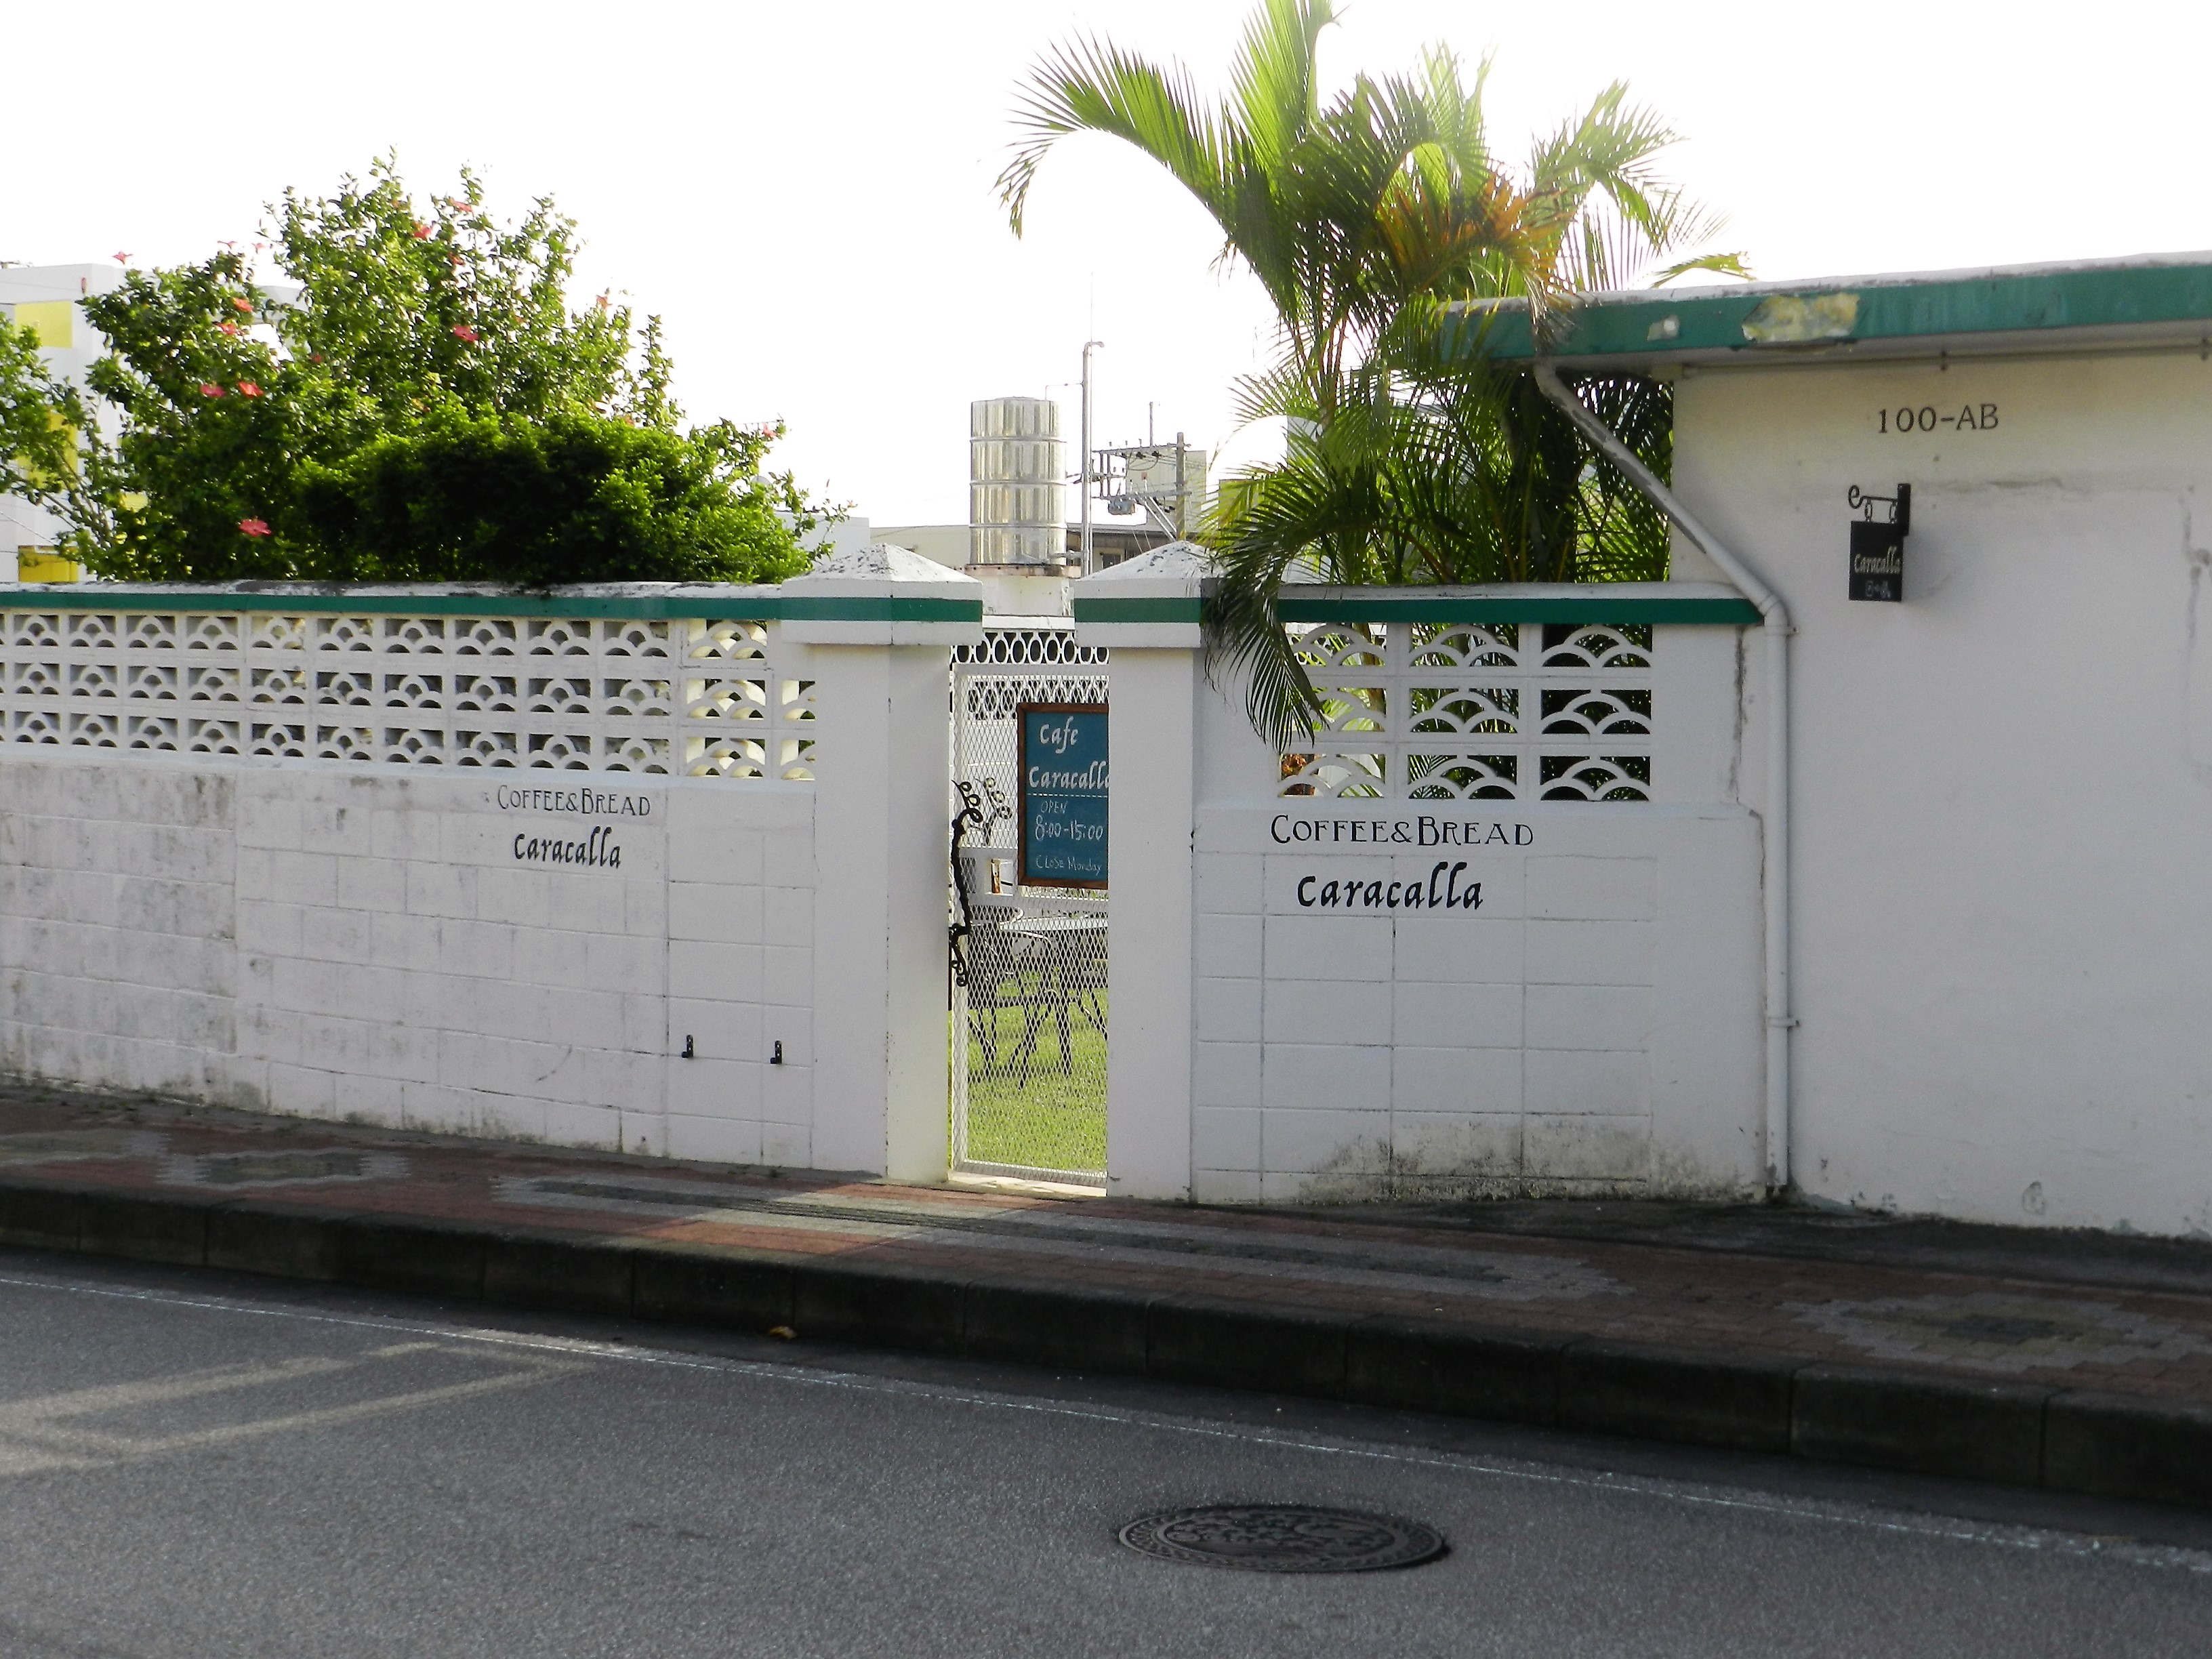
[
  {"xmin": 238, "ymin": 518, "xmax": 271, "ymax": 538},
  {"xmin": 112, "ymin": 251, "xmax": 131, "ymax": 264},
  {"xmin": 199, "ymin": 384, "xmax": 224, "ymax": 397},
  {"xmin": 218, "ymin": 322, "xmax": 240, "ymax": 336},
  {"xmin": 451, "ymin": 325, "xmax": 479, "ymax": 344},
  {"xmin": 230, "ymin": 295, "xmax": 253, "ymax": 314},
  {"xmin": 412, "ymin": 223, "xmax": 432, "ymax": 240},
  {"xmin": 237, "ymin": 382, "xmax": 262, "ymax": 398}
]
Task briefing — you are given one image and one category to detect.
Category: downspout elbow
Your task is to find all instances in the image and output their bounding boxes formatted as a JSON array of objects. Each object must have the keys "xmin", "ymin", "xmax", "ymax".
[{"xmin": 1530, "ymin": 362, "xmax": 1789, "ymax": 634}]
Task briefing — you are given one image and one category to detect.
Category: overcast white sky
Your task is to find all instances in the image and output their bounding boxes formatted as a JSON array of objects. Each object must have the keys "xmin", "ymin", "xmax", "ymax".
[{"xmin": 5, "ymin": 0, "xmax": 2194, "ymax": 524}]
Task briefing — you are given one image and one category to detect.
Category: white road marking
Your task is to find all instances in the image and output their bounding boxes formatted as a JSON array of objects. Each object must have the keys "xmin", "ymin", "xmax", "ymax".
[
  {"xmin": 0, "ymin": 1262, "xmax": 2203, "ymax": 1576},
  {"xmin": 0, "ymin": 1314, "xmax": 581, "ymax": 1477}
]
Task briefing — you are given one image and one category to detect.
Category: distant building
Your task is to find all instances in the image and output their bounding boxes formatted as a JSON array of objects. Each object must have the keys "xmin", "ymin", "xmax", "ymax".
[
  {"xmin": 867, "ymin": 524, "xmax": 970, "ymax": 571},
  {"xmin": 872, "ymin": 522, "xmax": 1170, "ymax": 573},
  {"xmin": 870, "ymin": 520, "xmax": 1172, "ymax": 617},
  {"xmin": 0, "ymin": 264, "xmax": 127, "ymax": 579}
]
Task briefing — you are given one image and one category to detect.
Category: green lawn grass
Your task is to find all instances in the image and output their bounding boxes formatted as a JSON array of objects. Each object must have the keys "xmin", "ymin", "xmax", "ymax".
[{"xmin": 956, "ymin": 999, "xmax": 1107, "ymax": 1175}]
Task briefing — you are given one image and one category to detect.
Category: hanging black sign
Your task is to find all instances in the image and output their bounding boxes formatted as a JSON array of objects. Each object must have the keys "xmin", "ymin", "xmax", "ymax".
[{"xmin": 1848, "ymin": 483, "xmax": 1910, "ymax": 602}]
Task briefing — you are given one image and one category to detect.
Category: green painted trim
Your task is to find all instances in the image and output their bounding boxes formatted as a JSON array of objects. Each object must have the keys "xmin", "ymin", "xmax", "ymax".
[
  {"xmin": 1070, "ymin": 596, "xmax": 1205, "ymax": 625},
  {"xmin": 1, "ymin": 583, "xmax": 1746, "ymax": 626},
  {"xmin": 777, "ymin": 594, "xmax": 983, "ymax": 623},
  {"xmin": 0, "ymin": 589, "xmax": 777, "ymax": 619},
  {"xmin": 0, "ymin": 587, "xmax": 984, "ymax": 624},
  {"xmin": 1471, "ymin": 260, "xmax": 2212, "ymax": 363},
  {"xmin": 1275, "ymin": 593, "xmax": 1761, "ymax": 625},
  {"xmin": 1073, "ymin": 590, "xmax": 1757, "ymax": 626}
]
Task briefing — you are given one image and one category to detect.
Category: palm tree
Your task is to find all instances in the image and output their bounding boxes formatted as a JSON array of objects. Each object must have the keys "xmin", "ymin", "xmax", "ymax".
[{"xmin": 1001, "ymin": 0, "xmax": 1743, "ymax": 743}]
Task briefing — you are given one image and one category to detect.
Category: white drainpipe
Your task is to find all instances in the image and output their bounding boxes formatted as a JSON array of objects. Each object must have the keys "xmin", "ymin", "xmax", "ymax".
[{"xmin": 1532, "ymin": 363, "xmax": 1796, "ymax": 1194}]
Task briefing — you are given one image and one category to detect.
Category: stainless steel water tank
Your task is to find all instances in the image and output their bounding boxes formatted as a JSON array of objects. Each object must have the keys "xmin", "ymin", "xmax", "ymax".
[{"xmin": 970, "ymin": 396, "xmax": 1065, "ymax": 566}]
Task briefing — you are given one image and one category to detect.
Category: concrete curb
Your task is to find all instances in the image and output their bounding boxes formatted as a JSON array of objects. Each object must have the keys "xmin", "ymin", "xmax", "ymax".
[{"xmin": 3, "ymin": 1174, "xmax": 2205, "ymax": 1509}]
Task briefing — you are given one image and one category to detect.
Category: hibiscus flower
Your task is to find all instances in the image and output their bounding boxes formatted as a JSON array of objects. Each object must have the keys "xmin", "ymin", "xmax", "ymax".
[{"xmin": 238, "ymin": 518, "xmax": 271, "ymax": 537}]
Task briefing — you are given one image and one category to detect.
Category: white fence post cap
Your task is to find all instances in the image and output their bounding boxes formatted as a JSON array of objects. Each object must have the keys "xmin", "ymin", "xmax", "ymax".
[
  {"xmin": 1070, "ymin": 539, "xmax": 1218, "ymax": 648},
  {"xmin": 780, "ymin": 544, "xmax": 984, "ymax": 645}
]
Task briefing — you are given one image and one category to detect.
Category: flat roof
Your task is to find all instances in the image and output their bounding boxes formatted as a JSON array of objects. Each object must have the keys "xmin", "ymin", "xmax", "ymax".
[{"xmin": 1467, "ymin": 252, "xmax": 2212, "ymax": 369}]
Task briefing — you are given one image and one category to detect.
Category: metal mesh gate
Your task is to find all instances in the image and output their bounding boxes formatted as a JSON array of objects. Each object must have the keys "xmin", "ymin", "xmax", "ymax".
[{"xmin": 949, "ymin": 625, "xmax": 1108, "ymax": 1187}]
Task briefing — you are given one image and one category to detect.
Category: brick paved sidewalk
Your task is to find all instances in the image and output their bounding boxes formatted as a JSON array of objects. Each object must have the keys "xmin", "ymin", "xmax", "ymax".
[{"xmin": 6, "ymin": 1087, "xmax": 2212, "ymax": 1504}]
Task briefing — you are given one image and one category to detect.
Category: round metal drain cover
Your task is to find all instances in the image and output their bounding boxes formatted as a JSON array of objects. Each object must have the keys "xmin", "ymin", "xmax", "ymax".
[{"xmin": 1117, "ymin": 1504, "xmax": 1446, "ymax": 1574}]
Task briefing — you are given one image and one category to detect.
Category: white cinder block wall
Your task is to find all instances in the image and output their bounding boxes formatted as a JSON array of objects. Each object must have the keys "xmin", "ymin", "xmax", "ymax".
[
  {"xmin": 1185, "ymin": 803, "xmax": 1762, "ymax": 1203},
  {"xmin": 0, "ymin": 558, "xmax": 976, "ymax": 1174},
  {"xmin": 1080, "ymin": 549, "xmax": 1766, "ymax": 1204},
  {"xmin": 1, "ymin": 750, "xmax": 818, "ymax": 1165},
  {"xmin": 1, "ymin": 755, "xmax": 241, "ymax": 1103}
]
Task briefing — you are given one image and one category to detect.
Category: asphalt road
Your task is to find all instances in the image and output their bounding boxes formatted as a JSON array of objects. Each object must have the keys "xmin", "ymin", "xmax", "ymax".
[{"xmin": 1, "ymin": 1250, "xmax": 2209, "ymax": 1658}]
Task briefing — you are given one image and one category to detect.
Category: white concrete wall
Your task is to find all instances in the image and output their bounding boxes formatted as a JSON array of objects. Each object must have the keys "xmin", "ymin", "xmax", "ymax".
[
  {"xmin": 1672, "ymin": 347, "xmax": 2212, "ymax": 1234},
  {"xmin": 807, "ymin": 644, "xmax": 957, "ymax": 1181},
  {"xmin": 1186, "ymin": 802, "xmax": 1763, "ymax": 1204},
  {"xmin": 0, "ymin": 750, "xmax": 823, "ymax": 1168},
  {"xmin": 1092, "ymin": 607, "xmax": 1767, "ymax": 1205},
  {"xmin": 1100, "ymin": 646, "xmax": 1203, "ymax": 1200}
]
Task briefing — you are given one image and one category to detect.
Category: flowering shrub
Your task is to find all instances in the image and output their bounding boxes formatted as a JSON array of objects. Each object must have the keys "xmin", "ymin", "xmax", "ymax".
[
  {"xmin": 288, "ymin": 411, "xmax": 813, "ymax": 586},
  {"xmin": 0, "ymin": 156, "xmax": 832, "ymax": 583}
]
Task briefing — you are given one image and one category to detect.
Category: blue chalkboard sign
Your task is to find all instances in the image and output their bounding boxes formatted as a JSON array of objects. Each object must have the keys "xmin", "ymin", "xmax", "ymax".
[{"xmin": 1019, "ymin": 703, "xmax": 1108, "ymax": 888}]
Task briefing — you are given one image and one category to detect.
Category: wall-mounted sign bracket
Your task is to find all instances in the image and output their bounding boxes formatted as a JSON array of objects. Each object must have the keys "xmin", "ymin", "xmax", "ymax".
[{"xmin": 1847, "ymin": 482, "xmax": 1911, "ymax": 602}]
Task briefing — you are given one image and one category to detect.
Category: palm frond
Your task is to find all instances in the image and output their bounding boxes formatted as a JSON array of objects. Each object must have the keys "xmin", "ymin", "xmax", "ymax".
[
  {"xmin": 1651, "ymin": 249, "xmax": 1753, "ymax": 284},
  {"xmin": 1002, "ymin": 2, "xmax": 1742, "ymax": 745},
  {"xmin": 998, "ymin": 36, "xmax": 1227, "ymax": 238},
  {"xmin": 1226, "ymin": 0, "xmax": 1334, "ymax": 170}
]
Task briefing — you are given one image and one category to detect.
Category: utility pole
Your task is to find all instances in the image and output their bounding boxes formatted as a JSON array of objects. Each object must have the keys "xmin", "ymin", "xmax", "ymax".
[
  {"xmin": 1175, "ymin": 430, "xmax": 1188, "ymax": 538},
  {"xmin": 1080, "ymin": 340, "xmax": 1103, "ymax": 575}
]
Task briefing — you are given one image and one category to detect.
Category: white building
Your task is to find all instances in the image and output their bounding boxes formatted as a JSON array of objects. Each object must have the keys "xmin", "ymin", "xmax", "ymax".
[
  {"xmin": 1586, "ymin": 254, "xmax": 2212, "ymax": 1235},
  {"xmin": 1, "ymin": 264, "xmax": 126, "ymax": 573}
]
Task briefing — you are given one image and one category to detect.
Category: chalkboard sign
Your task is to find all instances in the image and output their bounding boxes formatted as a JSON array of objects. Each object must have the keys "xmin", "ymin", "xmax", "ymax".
[
  {"xmin": 1019, "ymin": 702, "xmax": 1108, "ymax": 888},
  {"xmin": 1848, "ymin": 518, "xmax": 1904, "ymax": 602},
  {"xmin": 1848, "ymin": 482, "xmax": 1910, "ymax": 602}
]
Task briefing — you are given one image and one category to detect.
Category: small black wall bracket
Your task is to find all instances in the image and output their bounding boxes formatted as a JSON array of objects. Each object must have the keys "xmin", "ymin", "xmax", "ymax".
[{"xmin": 1847, "ymin": 483, "xmax": 1911, "ymax": 602}]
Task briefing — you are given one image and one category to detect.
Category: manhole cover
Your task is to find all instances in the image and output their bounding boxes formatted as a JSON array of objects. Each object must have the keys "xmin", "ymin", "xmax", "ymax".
[{"xmin": 1117, "ymin": 1504, "xmax": 1446, "ymax": 1573}]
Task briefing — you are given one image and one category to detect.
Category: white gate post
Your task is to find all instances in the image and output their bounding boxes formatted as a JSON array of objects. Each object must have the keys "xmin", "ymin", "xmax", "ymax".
[
  {"xmin": 1073, "ymin": 544, "xmax": 1265, "ymax": 1200},
  {"xmin": 784, "ymin": 548, "xmax": 982, "ymax": 1181}
]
